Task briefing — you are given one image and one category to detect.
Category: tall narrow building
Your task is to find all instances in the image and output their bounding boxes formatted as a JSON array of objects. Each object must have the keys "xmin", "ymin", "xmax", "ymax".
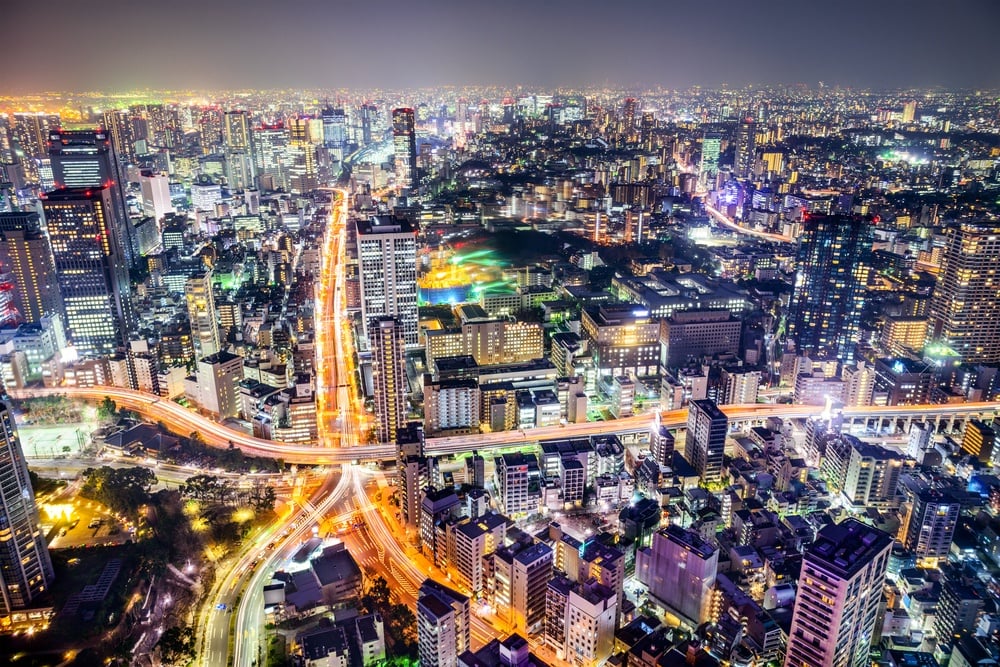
[
  {"xmin": 783, "ymin": 518, "xmax": 892, "ymax": 667},
  {"xmin": 42, "ymin": 187, "xmax": 135, "ymax": 359},
  {"xmin": 186, "ymin": 270, "xmax": 220, "ymax": 359},
  {"xmin": 48, "ymin": 129, "xmax": 134, "ymax": 266},
  {"xmin": 685, "ymin": 399, "xmax": 727, "ymax": 483},
  {"xmin": 355, "ymin": 215, "xmax": 418, "ymax": 346},
  {"xmin": 734, "ymin": 115, "xmax": 756, "ymax": 180},
  {"xmin": 0, "ymin": 395, "xmax": 55, "ymax": 615},
  {"xmin": 223, "ymin": 110, "xmax": 255, "ymax": 191},
  {"xmin": 417, "ymin": 580, "xmax": 470, "ymax": 667},
  {"xmin": 101, "ymin": 109, "xmax": 138, "ymax": 164},
  {"xmin": 788, "ymin": 215, "xmax": 874, "ymax": 362},
  {"xmin": 930, "ymin": 221, "xmax": 1000, "ymax": 364},
  {"xmin": 392, "ymin": 108, "xmax": 418, "ymax": 192},
  {"xmin": 0, "ymin": 212, "xmax": 61, "ymax": 323},
  {"xmin": 369, "ymin": 316, "xmax": 408, "ymax": 443}
]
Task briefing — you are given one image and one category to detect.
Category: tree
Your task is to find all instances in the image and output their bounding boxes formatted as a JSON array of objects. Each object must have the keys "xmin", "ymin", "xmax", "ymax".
[
  {"xmin": 97, "ymin": 396, "xmax": 118, "ymax": 422},
  {"xmin": 157, "ymin": 625, "xmax": 196, "ymax": 665}
]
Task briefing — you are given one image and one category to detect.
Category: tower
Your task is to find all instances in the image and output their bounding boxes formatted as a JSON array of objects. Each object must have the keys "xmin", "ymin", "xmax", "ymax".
[
  {"xmin": 369, "ymin": 316, "xmax": 408, "ymax": 443},
  {"xmin": 788, "ymin": 215, "xmax": 874, "ymax": 362},
  {"xmin": 42, "ymin": 187, "xmax": 135, "ymax": 360},
  {"xmin": 101, "ymin": 109, "xmax": 138, "ymax": 164},
  {"xmin": 0, "ymin": 212, "xmax": 61, "ymax": 323},
  {"xmin": 186, "ymin": 270, "xmax": 220, "ymax": 359},
  {"xmin": 929, "ymin": 222, "xmax": 1000, "ymax": 364},
  {"xmin": 48, "ymin": 129, "xmax": 135, "ymax": 267},
  {"xmin": 685, "ymin": 399, "xmax": 727, "ymax": 483},
  {"xmin": 223, "ymin": 110, "xmax": 255, "ymax": 191},
  {"xmin": 734, "ymin": 115, "xmax": 756, "ymax": 180},
  {"xmin": 355, "ymin": 215, "xmax": 418, "ymax": 346},
  {"xmin": 784, "ymin": 518, "xmax": 892, "ymax": 667},
  {"xmin": 699, "ymin": 132, "xmax": 721, "ymax": 185},
  {"xmin": 391, "ymin": 108, "xmax": 417, "ymax": 192},
  {"xmin": 0, "ymin": 395, "xmax": 55, "ymax": 615}
]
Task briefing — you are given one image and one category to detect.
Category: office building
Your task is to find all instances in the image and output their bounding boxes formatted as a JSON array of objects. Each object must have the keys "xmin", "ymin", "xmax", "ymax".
[
  {"xmin": 355, "ymin": 216, "xmax": 418, "ymax": 346},
  {"xmin": 960, "ymin": 420, "xmax": 995, "ymax": 463},
  {"xmin": 788, "ymin": 215, "xmax": 874, "ymax": 362},
  {"xmin": 223, "ymin": 110, "xmax": 255, "ymax": 191},
  {"xmin": 101, "ymin": 109, "xmax": 138, "ymax": 164},
  {"xmin": 195, "ymin": 351, "xmax": 244, "ymax": 418},
  {"xmin": 873, "ymin": 357, "xmax": 935, "ymax": 405},
  {"xmin": 554, "ymin": 579, "xmax": 617, "ymax": 667},
  {"xmin": 685, "ymin": 399, "xmax": 727, "ymax": 483},
  {"xmin": 186, "ymin": 270, "xmax": 220, "ymax": 359},
  {"xmin": 139, "ymin": 169, "xmax": 172, "ymax": 223},
  {"xmin": 658, "ymin": 310, "xmax": 742, "ymax": 369},
  {"xmin": 285, "ymin": 116, "xmax": 318, "ymax": 194},
  {"xmin": 700, "ymin": 132, "xmax": 721, "ymax": 183},
  {"xmin": 0, "ymin": 212, "xmax": 61, "ymax": 324},
  {"xmin": 899, "ymin": 476, "xmax": 960, "ymax": 566},
  {"xmin": 417, "ymin": 580, "xmax": 470, "ymax": 667},
  {"xmin": 636, "ymin": 525, "xmax": 719, "ymax": 625},
  {"xmin": 783, "ymin": 518, "xmax": 892, "ymax": 667},
  {"xmin": 42, "ymin": 188, "xmax": 135, "ymax": 359},
  {"xmin": 392, "ymin": 108, "xmax": 418, "ymax": 191},
  {"xmin": 425, "ymin": 318, "xmax": 544, "ymax": 370},
  {"xmin": 10, "ymin": 113, "xmax": 60, "ymax": 184},
  {"xmin": 369, "ymin": 317, "xmax": 408, "ymax": 444},
  {"xmin": 0, "ymin": 397, "xmax": 55, "ymax": 616},
  {"xmin": 734, "ymin": 116, "xmax": 756, "ymax": 180},
  {"xmin": 450, "ymin": 512, "xmax": 506, "ymax": 594},
  {"xmin": 930, "ymin": 222, "xmax": 1000, "ymax": 364},
  {"xmin": 48, "ymin": 129, "xmax": 134, "ymax": 266},
  {"xmin": 492, "ymin": 542, "xmax": 553, "ymax": 636},
  {"xmin": 494, "ymin": 452, "xmax": 540, "ymax": 517},
  {"xmin": 581, "ymin": 304, "xmax": 660, "ymax": 377}
]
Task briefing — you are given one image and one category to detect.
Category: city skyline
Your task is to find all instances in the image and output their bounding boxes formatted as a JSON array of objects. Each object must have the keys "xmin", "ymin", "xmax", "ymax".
[{"xmin": 4, "ymin": 0, "xmax": 1000, "ymax": 92}]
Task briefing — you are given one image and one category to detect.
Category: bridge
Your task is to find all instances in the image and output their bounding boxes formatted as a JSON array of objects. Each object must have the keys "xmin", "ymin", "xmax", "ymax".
[{"xmin": 10, "ymin": 386, "xmax": 1000, "ymax": 464}]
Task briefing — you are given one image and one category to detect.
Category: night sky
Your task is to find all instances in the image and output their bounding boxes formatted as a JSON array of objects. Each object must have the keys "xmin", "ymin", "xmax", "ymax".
[{"xmin": 5, "ymin": 0, "xmax": 999, "ymax": 92}]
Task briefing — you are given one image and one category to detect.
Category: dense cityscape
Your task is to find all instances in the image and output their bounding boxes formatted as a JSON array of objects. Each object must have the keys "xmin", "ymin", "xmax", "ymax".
[{"xmin": 1, "ymin": 4, "xmax": 1000, "ymax": 667}]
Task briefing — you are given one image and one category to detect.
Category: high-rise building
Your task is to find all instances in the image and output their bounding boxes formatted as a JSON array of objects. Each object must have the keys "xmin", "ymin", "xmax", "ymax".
[
  {"xmin": 10, "ymin": 113, "xmax": 59, "ymax": 184},
  {"xmin": 392, "ymin": 108, "xmax": 418, "ymax": 192},
  {"xmin": 700, "ymin": 132, "xmax": 721, "ymax": 183},
  {"xmin": 223, "ymin": 110, "xmax": 255, "ymax": 191},
  {"xmin": 783, "ymin": 518, "xmax": 892, "ymax": 667},
  {"xmin": 494, "ymin": 452, "xmax": 541, "ymax": 517},
  {"xmin": 195, "ymin": 351, "xmax": 244, "ymax": 418},
  {"xmin": 934, "ymin": 574, "xmax": 984, "ymax": 642},
  {"xmin": 0, "ymin": 396, "xmax": 55, "ymax": 615},
  {"xmin": 101, "ymin": 109, "xmax": 138, "ymax": 164},
  {"xmin": 42, "ymin": 187, "xmax": 135, "ymax": 359},
  {"xmin": 734, "ymin": 115, "xmax": 756, "ymax": 180},
  {"xmin": 417, "ymin": 580, "xmax": 470, "ymax": 667},
  {"xmin": 139, "ymin": 169, "xmax": 172, "ymax": 223},
  {"xmin": 685, "ymin": 399, "xmax": 727, "ymax": 483},
  {"xmin": 369, "ymin": 317, "xmax": 408, "ymax": 443},
  {"xmin": 899, "ymin": 475, "xmax": 960, "ymax": 566},
  {"xmin": 0, "ymin": 212, "xmax": 61, "ymax": 323},
  {"xmin": 252, "ymin": 122, "xmax": 287, "ymax": 191},
  {"xmin": 788, "ymin": 215, "xmax": 874, "ymax": 362},
  {"xmin": 492, "ymin": 542, "xmax": 553, "ymax": 636},
  {"xmin": 186, "ymin": 270, "xmax": 220, "ymax": 359},
  {"xmin": 636, "ymin": 525, "xmax": 718, "ymax": 625},
  {"xmin": 930, "ymin": 222, "xmax": 1000, "ymax": 364},
  {"xmin": 355, "ymin": 216, "xmax": 418, "ymax": 346},
  {"xmin": 48, "ymin": 129, "xmax": 134, "ymax": 266},
  {"xmin": 285, "ymin": 116, "xmax": 318, "ymax": 194}
]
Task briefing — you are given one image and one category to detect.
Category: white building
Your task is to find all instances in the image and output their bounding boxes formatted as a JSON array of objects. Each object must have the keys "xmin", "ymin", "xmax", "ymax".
[
  {"xmin": 417, "ymin": 580, "xmax": 470, "ymax": 667},
  {"xmin": 196, "ymin": 350, "xmax": 244, "ymax": 418},
  {"xmin": 355, "ymin": 216, "xmax": 418, "ymax": 347}
]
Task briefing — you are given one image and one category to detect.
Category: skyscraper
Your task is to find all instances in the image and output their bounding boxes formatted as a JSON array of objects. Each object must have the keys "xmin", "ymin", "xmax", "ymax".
[
  {"xmin": 392, "ymin": 108, "xmax": 417, "ymax": 192},
  {"xmin": 417, "ymin": 580, "xmax": 470, "ymax": 667},
  {"xmin": 734, "ymin": 115, "xmax": 756, "ymax": 180},
  {"xmin": 699, "ymin": 132, "xmax": 721, "ymax": 184},
  {"xmin": 685, "ymin": 399, "xmax": 727, "ymax": 483},
  {"xmin": 223, "ymin": 110, "xmax": 255, "ymax": 191},
  {"xmin": 186, "ymin": 270, "xmax": 220, "ymax": 359},
  {"xmin": 0, "ymin": 395, "xmax": 55, "ymax": 615},
  {"xmin": 788, "ymin": 215, "xmax": 874, "ymax": 362},
  {"xmin": 369, "ymin": 316, "xmax": 408, "ymax": 443},
  {"xmin": 0, "ymin": 212, "xmax": 61, "ymax": 323},
  {"xmin": 930, "ymin": 221, "xmax": 1000, "ymax": 364},
  {"xmin": 9, "ymin": 113, "xmax": 59, "ymax": 184},
  {"xmin": 48, "ymin": 129, "xmax": 134, "ymax": 267},
  {"xmin": 355, "ymin": 215, "xmax": 418, "ymax": 346},
  {"xmin": 101, "ymin": 109, "xmax": 138, "ymax": 164},
  {"xmin": 783, "ymin": 518, "xmax": 892, "ymax": 667},
  {"xmin": 285, "ymin": 116, "xmax": 318, "ymax": 194},
  {"xmin": 900, "ymin": 475, "xmax": 960, "ymax": 566},
  {"xmin": 42, "ymin": 187, "xmax": 135, "ymax": 359}
]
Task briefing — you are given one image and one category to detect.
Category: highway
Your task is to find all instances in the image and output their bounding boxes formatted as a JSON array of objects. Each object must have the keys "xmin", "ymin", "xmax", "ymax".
[{"xmin": 703, "ymin": 201, "xmax": 794, "ymax": 243}]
